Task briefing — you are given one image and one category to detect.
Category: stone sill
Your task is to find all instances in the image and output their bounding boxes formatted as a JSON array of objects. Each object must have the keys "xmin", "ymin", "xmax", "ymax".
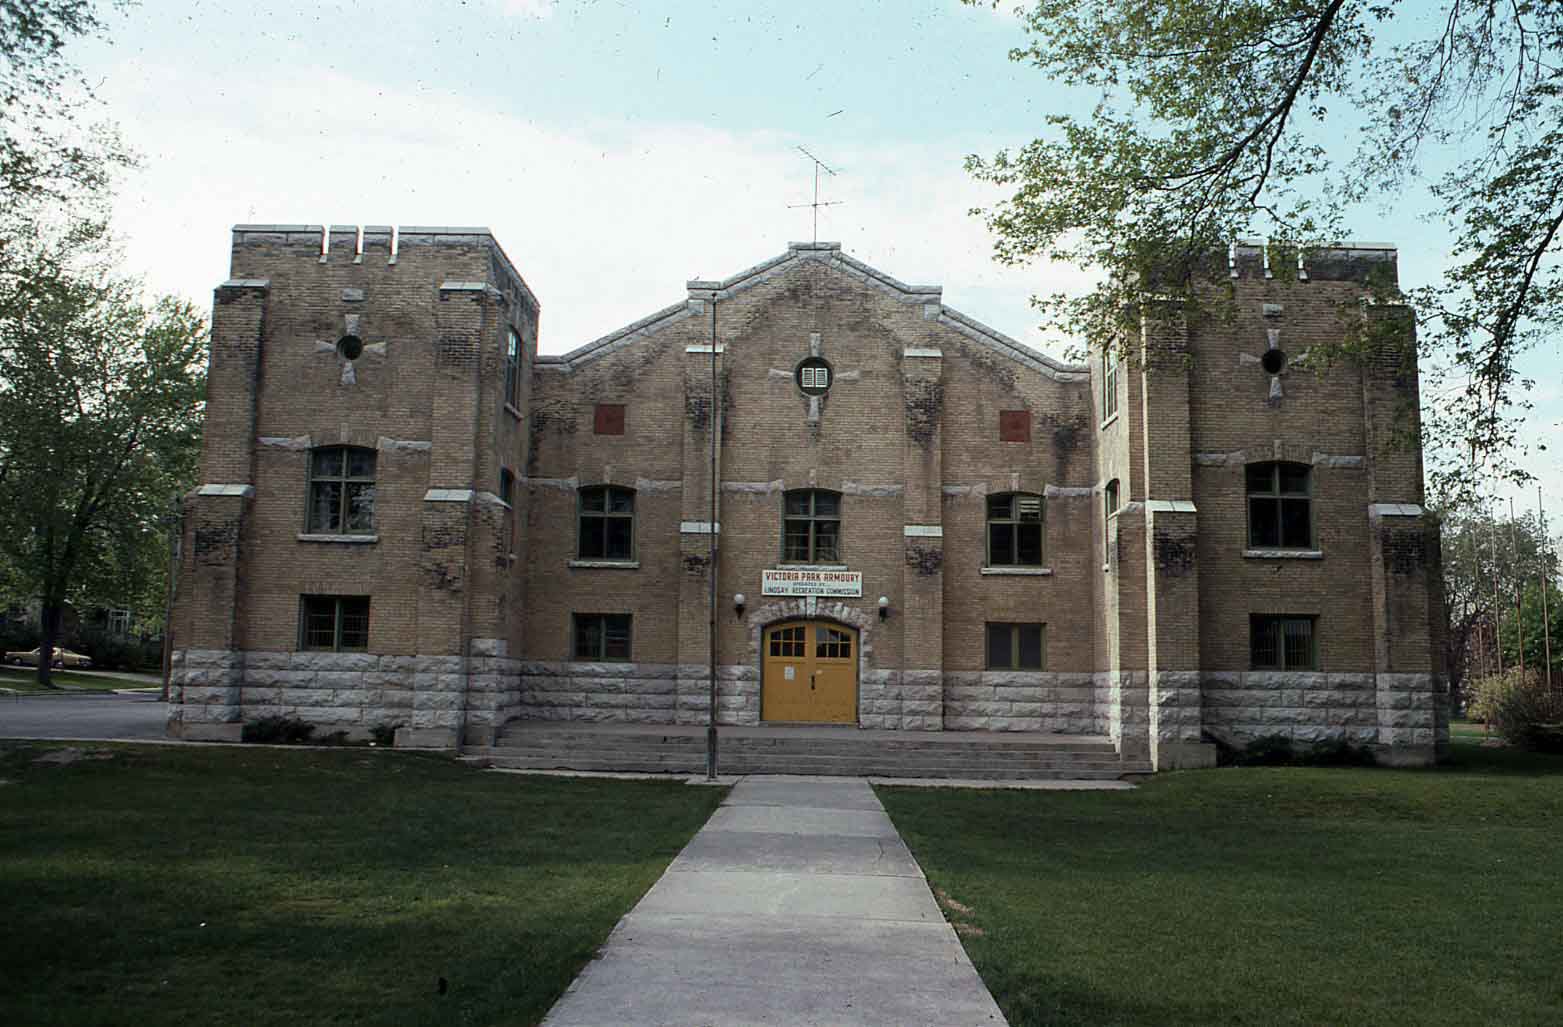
[
  {"xmin": 568, "ymin": 559, "xmax": 640, "ymax": 570},
  {"xmin": 980, "ymin": 566, "xmax": 1054, "ymax": 576},
  {"xmin": 1243, "ymin": 548, "xmax": 1323, "ymax": 560},
  {"xmin": 778, "ymin": 563, "xmax": 849, "ymax": 571},
  {"xmin": 298, "ymin": 533, "xmax": 378, "ymax": 544},
  {"xmin": 1100, "ymin": 412, "xmax": 1120, "ymax": 431},
  {"xmin": 504, "ymin": 402, "xmax": 523, "ymax": 420}
]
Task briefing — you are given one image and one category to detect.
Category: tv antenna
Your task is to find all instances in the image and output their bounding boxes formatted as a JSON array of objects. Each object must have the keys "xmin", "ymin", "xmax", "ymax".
[{"xmin": 790, "ymin": 145, "xmax": 843, "ymax": 244}]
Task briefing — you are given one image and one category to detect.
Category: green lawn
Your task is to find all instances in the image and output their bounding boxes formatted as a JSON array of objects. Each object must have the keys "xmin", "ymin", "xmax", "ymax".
[
  {"xmin": 0, "ymin": 743, "xmax": 725, "ymax": 1026},
  {"xmin": 1450, "ymin": 717, "xmax": 1489, "ymax": 740},
  {"xmin": 0, "ymin": 666, "xmax": 156, "ymax": 692},
  {"xmin": 879, "ymin": 742, "xmax": 1563, "ymax": 1027}
]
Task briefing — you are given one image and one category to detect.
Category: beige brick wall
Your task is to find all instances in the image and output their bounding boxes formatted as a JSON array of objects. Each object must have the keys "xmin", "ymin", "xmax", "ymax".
[{"xmin": 169, "ymin": 234, "xmax": 1444, "ymax": 763}]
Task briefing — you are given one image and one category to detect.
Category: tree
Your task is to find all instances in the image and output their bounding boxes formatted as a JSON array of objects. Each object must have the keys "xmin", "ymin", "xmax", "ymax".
[
  {"xmin": 1498, "ymin": 581, "xmax": 1562, "ymax": 684},
  {"xmin": 1438, "ymin": 503, "xmax": 1557, "ymax": 707},
  {"xmin": 0, "ymin": 1, "xmax": 131, "ymax": 228},
  {"xmin": 968, "ymin": 0, "xmax": 1563, "ymax": 499},
  {"xmin": 0, "ymin": 257, "xmax": 204, "ymax": 687}
]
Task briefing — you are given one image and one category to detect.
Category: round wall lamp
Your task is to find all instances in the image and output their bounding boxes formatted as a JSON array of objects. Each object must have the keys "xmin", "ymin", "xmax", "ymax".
[
  {"xmin": 733, "ymin": 593, "xmax": 746, "ymax": 619},
  {"xmin": 878, "ymin": 595, "xmax": 890, "ymax": 620}
]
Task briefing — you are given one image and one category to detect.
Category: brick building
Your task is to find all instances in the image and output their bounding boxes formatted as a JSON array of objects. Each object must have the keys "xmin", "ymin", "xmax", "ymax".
[{"xmin": 166, "ymin": 226, "xmax": 1448, "ymax": 770}]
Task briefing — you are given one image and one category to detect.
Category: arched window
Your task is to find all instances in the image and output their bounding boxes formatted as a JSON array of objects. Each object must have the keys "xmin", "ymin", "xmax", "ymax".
[
  {"xmin": 308, "ymin": 446, "xmax": 376, "ymax": 534},
  {"xmin": 1246, "ymin": 462, "xmax": 1311, "ymax": 548},
  {"xmin": 783, "ymin": 490, "xmax": 841, "ymax": 563},
  {"xmin": 1103, "ymin": 479, "xmax": 1120, "ymax": 569},
  {"xmin": 987, "ymin": 492, "xmax": 1044, "ymax": 566},
  {"xmin": 1102, "ymin": 347, "xmax": 1119, "ymax": 421},
  {"xmin": 578, "ymin": 485, "xmax": 635, "ymax": 560},
  {"xmin": 503, "ymin": 327, "xmax": 522, "ymax": 410}
]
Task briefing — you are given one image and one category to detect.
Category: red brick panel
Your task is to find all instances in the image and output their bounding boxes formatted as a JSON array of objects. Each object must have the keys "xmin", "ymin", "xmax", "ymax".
[
  {"xmin": 594, "ymin": 403, "xmax": 626, "ymax": 435},
  {"xmin": 999, "ymin": 409, "xmax": 1031, "ymax": 443}
]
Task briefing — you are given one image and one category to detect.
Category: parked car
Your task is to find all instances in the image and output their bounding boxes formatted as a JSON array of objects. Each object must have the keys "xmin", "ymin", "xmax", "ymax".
[{"xmin": 4, "ymin": 647, "xmax": 93, "ymax": 669}]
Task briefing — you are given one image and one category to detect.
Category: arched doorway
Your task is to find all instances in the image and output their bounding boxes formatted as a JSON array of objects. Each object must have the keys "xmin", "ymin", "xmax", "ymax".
[{"xmin": 761, "ymin": 620, "xmax": 858, "ymax": 724}]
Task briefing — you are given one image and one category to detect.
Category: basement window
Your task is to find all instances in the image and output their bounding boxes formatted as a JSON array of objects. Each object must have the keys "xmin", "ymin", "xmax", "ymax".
[
  {"xmin": 986, "ymin": 623, "xmax": 1045, "ymax": 670},
  {"xmin": 573, "ymin": 613, "xmax": 631, "ymax": 661},
  {"xmin": 300, "ymin": 596, "xmax": 370, "ymax": 651},
  {"xmin": 1250, "ymin": 615, "xmax": 1317, "ymax": 670}
]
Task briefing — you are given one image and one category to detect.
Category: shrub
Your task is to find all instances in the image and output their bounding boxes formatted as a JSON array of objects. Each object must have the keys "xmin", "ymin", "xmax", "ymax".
[
  {"xmin": 1215, "ymin": 733, "xmax": 1376, "ymax": 767},
  {"xmin": 69, "ymin": 626, "xmax": 164, "ymax": 672},
  {"xmin": 1472, "ymin": 669, "xmax": 1563, "ymax": 754},
  {"xmin": 241, "ymin": 715, "xmax": 315, "ymax": 745}
]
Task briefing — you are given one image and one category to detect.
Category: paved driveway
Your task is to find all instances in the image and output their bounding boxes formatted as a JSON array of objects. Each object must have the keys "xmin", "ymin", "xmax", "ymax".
[{"xmin": 0, "ymin": 692, "xmax": 167, "ymax": 741}]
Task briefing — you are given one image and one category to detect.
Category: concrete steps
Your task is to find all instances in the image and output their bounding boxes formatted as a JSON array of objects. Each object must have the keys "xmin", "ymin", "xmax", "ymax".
[{"xmin": 469, "ymin": 723, "xmax": 1140, "ymax": 781}]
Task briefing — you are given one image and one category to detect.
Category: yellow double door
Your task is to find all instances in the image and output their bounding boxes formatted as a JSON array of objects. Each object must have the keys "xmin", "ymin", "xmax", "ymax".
[{"xmin": 761, "ymin": 620, "xmax": 858, "ymax": 724}]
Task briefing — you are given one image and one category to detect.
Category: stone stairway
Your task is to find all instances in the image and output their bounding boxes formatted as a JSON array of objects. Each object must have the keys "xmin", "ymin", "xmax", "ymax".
[{"xmin": 468, "ymin": 721, "xmax": 1146, "ymax": 780}]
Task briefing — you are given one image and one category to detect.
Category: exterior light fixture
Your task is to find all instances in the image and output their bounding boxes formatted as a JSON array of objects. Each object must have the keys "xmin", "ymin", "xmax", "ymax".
[
  {"xmin": 733, "ymin": 593, "xmax": 746, "ymax": 619},
  {"xmin": 878, "ymin": 595, "xmax": 890, "ymax": 620}
]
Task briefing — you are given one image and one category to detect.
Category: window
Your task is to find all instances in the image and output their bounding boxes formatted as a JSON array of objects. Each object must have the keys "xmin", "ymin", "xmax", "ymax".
[
  {"xmin": 1102, "ymin": 347, "xmax": 1119, "ymax": 421},
  {"xmin": 594, "ymin": 403, "xmax": 625, "ymax": 435},
  {"xmin": 987, "ymin": 493, "xmax": 1044, "ymax": 566},
  {"xmin": 573, "ymin": 613, "xmax": 631, "ymax": 661},
  {"xmin": 986, "ymin": 623, "xmax": 1045, "ymax": 670},
  {"xmin": 106, "ymin": 608, "xmax": 132, "ymax": 636},
  {"xmin": 1104, "ymin": 479, "xmax": 1120, "ymax": 567},
  {"xmin": 300, "ymin": 596, "xmax": 370, "ymax": 651},
  {"xmin": 499, "ymin": 468, "xmax": 516, "ymax": 556},
  {"xmin": 816, "ymin": 626, "xmax": 853, "ymax": 659},
  {"xmin": 578, "ymin": 485, "xmax": 635, "ymax": 560},
  {"xmin": 783, "ymin": 490, "xmax": 841, "ymax": 563},
  {"xmin": 308, "ymin": 446, "xmax": 376, "ymax": 534},
  {"xmin": 1250, "ymin": 615, "xmax": 1317, "ymax": 670},
  {"xmin": 999, "ymin": 410, "xmax": 1031, "ymax": 442},
  {"xmin": 1247, "ymin": 462, "xmax": 1311, "ymax": 548},
  {"xmin": 769, "ymin": 624, "xmax": 805, "ymax": 657},
  {"xmin": 504, "ymin": 328, "xmax": 521, "ymax": 410}
]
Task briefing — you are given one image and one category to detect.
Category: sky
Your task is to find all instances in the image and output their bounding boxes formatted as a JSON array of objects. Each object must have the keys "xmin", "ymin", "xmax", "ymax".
[{"xmin": 69, "ymin": 0, "xmax": 1561, "ymax": 518}]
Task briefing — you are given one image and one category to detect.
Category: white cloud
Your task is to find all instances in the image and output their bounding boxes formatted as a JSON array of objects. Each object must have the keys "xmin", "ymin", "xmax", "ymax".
[{"xmin": 98, "ymin": 60, "xmax": 1092, "ymax": 360}]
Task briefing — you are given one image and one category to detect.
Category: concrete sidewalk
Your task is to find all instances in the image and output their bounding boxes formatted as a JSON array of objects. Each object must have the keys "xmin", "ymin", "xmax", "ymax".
[{"xmin": 542, "ymin": 775, "xmax": 1007, "ymax": 1027}]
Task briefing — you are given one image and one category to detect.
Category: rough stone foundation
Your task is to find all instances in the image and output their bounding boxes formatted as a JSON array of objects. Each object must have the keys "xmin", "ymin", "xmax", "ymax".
[
  {"xmin": 942, "ymin": 671, "xmax": 1108, "ymax": 733},
  {"xmin": 166, "ymin": 641, "xmax": 522, "ymax": 744}
]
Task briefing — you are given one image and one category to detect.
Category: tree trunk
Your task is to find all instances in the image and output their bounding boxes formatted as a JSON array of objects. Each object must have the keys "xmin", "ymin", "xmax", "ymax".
[{"xmin": 37, "ymin": 602, "xmax": 62, "ymax": 689}]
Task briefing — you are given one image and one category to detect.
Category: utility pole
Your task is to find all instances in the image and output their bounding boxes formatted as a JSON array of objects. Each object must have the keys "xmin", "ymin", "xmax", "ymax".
[
  {"xmin": 1511, "ymin": 498, "xmax": 1526, "ymax": 675},
  {"xmin": 1539, "ymin": 486, "xmax": 1554, "ymax": 692},
  {"xmin": 1467, "ymin": 529, "xmax": 1488, "ymax": 681},
  {"xmin": 1489, "ymin": 514, "xmax": 1505, "ymax": 675},
  {"xmin": 706, "ymin": 296, "xmax": 720, "ymax": 780}
]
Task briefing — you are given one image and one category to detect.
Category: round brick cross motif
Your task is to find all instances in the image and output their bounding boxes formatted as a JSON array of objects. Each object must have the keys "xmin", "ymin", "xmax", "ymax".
[{"xmin": 795, "ymin": 356, "xmax": 833, "ymax": 397}]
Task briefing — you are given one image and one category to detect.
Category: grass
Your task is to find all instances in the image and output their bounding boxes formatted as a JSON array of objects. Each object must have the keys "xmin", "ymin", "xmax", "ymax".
[
  {"xmin": 1450, "ymin": 716, "xmax": 1490, "ymax": 740},
  {"xmin": 0, "ymin": 743, "xmax": 726, "ymax": 1026},
  {"xmin": 878, "ymin": 741, "xmax": 1563, "ymax": 1027},
  {"xmin": 0, "ymin": 666, "xmax": 156, "ymax": 692}
]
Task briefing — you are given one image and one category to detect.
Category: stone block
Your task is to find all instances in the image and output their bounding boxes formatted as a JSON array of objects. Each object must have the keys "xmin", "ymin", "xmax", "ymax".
[{"xmin": 315, "ymin": 671, "xmax": 365, "ymax": 690}]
